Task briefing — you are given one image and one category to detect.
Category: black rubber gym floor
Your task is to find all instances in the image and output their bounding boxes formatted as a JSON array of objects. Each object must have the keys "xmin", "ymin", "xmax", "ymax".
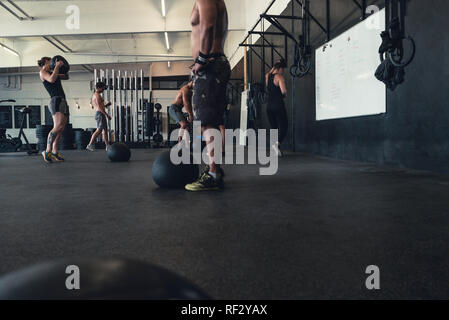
[{"xmin": 1, "ymin": 149, "xmax": 449, "ymax": 299}]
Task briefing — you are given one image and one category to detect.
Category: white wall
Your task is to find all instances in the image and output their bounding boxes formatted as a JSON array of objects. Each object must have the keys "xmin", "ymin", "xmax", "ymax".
[
  {"xmin": 228, "ymin": 0, "xmax": 292, "ymax": 69},
  {"xmin": 0, "ymin": 72, "xmax": 95, "ymax": 143},
  {"xmin": 91, "ymin": 61, "xmax": 192, "ymax": 77}
]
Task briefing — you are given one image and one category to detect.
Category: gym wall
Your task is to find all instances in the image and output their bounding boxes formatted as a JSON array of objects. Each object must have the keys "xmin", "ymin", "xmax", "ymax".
[
  {"xmin": 0, "ymin": 72, "xmax": 94, "ymax": 144},
  {"xmin": 237, "ymin": 0, "xmax": 449, "ymax": 174},
  {"xmin": 300, "ymin": 0, "xmax": 449, "ymax": 173},
  {"xmin": 0, "ymin": 61, "xmax": 191, "ymax": 143}
]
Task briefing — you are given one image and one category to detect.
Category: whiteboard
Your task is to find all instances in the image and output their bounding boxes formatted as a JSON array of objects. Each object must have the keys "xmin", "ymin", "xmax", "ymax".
[{"xmin": 315, "ymin": 9, "xmax": 386, "ymax": 121}]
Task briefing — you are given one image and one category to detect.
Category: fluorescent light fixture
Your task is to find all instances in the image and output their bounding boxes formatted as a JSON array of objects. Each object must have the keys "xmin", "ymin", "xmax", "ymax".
[
  {"xmin": 0, "ymin": 43, "xmax": 19, "ymax": 56},
  {"xmin": 164, "ymin": 32, "xmax": 170, "ymax": 50},
  {"xmin": 161, "ymin": 0, "xmax": 166, "ymax": 17}
]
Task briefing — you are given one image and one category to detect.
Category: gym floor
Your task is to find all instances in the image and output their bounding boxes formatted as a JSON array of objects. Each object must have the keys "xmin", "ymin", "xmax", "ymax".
[{"xmin": 1, "ymin": 150, "xmax": 449, "ymax": 299}]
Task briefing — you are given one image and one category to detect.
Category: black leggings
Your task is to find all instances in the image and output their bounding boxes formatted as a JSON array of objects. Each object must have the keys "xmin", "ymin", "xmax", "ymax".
[{"xmin": 267, "ymin": 106, "xmax": 288, "ymax": 144}]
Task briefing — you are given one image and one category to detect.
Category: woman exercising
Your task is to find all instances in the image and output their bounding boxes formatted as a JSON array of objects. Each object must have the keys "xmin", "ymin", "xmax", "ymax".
[
  {"xmin": 266, "ymin": 60, "xmax": 288, "ymax": 157},
  {"xmin": 38, "ymin": 57, "xmax": 70, "ymax": 163}
]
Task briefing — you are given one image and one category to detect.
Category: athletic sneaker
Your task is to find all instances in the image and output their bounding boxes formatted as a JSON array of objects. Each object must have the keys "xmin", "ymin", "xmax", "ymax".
[
  {"xmin": 203, "ymin": 165, "xmax": 226, "ymax": 178},
  {"xmin": 86, "ymin": 144, "xmax": 95, "ymax": 152},
  {"xmin": 106, "ymin": 145, "xmax": 110, "ymax": 152},
  {"xmin": 41, "ymin": 151, "xmax": 52, "ymax": 163},
  {"xmin": 272, "ymin": 144, "xmax": 283, "ymax": 157},
  {"xmin": 52, "ymin": 152, "xmax": 65, "ymax": 162},
  {"xmin": 185, "ymin": 172, "xmax": 221, "ymax": 192}
]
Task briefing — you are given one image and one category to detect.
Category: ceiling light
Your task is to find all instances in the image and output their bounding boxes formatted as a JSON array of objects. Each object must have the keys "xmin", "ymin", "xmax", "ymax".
[
  {"xmin": 161, "ymin": 0, "xmax": 166, "ymax": 17},
  {"xmin": 164, "ymin": 32, "xmax": 170, "ymax": 50},
  {"xmin": 0, "ymin": 43, "xmax": 19, "ymax": 57}
]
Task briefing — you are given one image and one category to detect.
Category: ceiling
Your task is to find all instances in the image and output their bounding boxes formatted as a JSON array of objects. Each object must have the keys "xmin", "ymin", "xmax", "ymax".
[{"xmin": 0, "ymin": 0, "xmax": 247, "ymax": 69}]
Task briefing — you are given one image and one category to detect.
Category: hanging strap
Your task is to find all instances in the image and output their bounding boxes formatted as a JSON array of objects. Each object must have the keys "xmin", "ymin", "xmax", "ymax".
[
  {"xmin": 399, "ymin": 0, "xmax": 406, "ymax": 38},
  {"xmin": 391, "ymin": 0, "xmax": 399, "ymax": 20}
]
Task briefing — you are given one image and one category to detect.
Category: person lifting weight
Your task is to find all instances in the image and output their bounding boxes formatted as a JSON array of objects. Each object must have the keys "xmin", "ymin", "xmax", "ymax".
[{"xmin": 38, "ymin": 56, "xmax": 70, "ymax": 163}]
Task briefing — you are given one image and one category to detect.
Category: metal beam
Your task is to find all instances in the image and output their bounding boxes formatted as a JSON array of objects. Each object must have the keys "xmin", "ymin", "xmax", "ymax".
[
  {"xmin": 258, "ymin": 33, "xmax": 285, "ymax": 62},
  {"xmin": 241, "ymin": 0, "xmax": 277, "ymax": 47},
  {"xmin": 352, "ymin": 0, "xmax": 367, "ymax": 20},
  {"xmin": 0, "ymin": 42, "xmax": 20, "ymax": 56},
  {"xmin": 249, "ymin": 31, "xmax": 285, "ymax": 36},
  {"xmin": 260, "ymin": 14, "xmax": 303, "ymax": 20},
  {"xmin": 81, "ymin": 65, "xmax": 94, "ymax": 73},
  {"xmin": 248, "ymin": 47, "xmax": 271, "ymax": 72},
  {"xmin": 261, "ymin": 18, "xmax": 266, "ymax": 81},
  {"xmin": 6, "ymin": 0, "xmax": 34, "ymax": 20},
  {"xmin": 0, "ymin": 1, "xmax": 23, "ymax": 21},
  {"xmin": 284, "ymin": 35, "xmax": 288, "ymax": 64},
  {"xmin": 294, "ymin": 0, "xmax": 327, "ymax": 35},
  {"xmin": 352, "ymin": 0, "xmax": 363, "ymax": 10},
  {"xmin": 262, "ymin": 15, "xmax": 298, "ymax": 44},
  {"xmin": 51, "ymin": 37, "xmax": 72, "ymax": 53},
  {"xmin": 362, "ymin": 0, "xmax": 367, "ymax": 20},
  {"xmin": 43, "ymin": 36, "xmax": 68, "ymax": 53},
  {"xmin": 326, "ymin": 0, "xmax": 331, "ymax": 41},
  {"xmin": 239, "ymin": 44, "xmax": 280, "ymax": 48}
]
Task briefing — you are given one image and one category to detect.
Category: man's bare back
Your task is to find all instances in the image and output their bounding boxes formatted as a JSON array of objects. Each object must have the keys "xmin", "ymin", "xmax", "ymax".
[
  {"xmin": 190, "ymin": 0, "xmax": 228, "ymax": 60},
  {"xmin": 173, "ymin": 86, "xmax": 192, "ymax": 108}
]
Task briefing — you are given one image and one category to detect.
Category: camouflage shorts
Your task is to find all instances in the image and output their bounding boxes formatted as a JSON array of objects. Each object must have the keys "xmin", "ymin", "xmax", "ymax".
[{"xmin": 192, "ymin": 55, "xmax": 231, "ymax": 127}]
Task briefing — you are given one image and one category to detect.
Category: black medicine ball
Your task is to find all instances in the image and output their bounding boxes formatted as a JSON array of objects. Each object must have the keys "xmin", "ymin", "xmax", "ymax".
[
  {"xmin": 152, "ymin": 150, "xmax": 199, "ymax": 189},
  {"xmin": 51, "ymin": 55, "xmax": 70, "ymax": 74},
  {"xmin": 107, "ymin": 142, "xmax": 131, "ymax": 162},
  {"xmin": 0, "ymin": 258, "xmax": 210, "ymax": 300}
]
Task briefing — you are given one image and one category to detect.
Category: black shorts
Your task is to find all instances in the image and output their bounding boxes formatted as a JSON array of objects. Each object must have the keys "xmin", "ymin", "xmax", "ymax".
[
  {"xmin": 192, "ymin": 55, "xmax": 231, "ymax": 127},
  {"xmin": 49, "ymin": 96, "xmax": 70, "ymax": 118}
]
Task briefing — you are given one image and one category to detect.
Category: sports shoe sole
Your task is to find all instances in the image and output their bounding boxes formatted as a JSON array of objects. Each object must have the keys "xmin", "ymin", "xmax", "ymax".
[
  {"xmin": 41, "ymin": 151, "xmax": 52, "ymax": 164},
  {"xmin": 185, "ymin": 186, "xmax": 220, "ymax": 192}
]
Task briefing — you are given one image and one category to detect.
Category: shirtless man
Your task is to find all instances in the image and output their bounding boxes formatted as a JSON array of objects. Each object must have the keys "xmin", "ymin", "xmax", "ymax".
[
  {"xmin": 185, "ymin": 0, "xmax": 231, "ymax": 192},
  {"xmin": 168, "ymin": 81, "xmax": 194, "ymax": 143},
  {"xmin": 86, "ymin": 81, "xmax": 112, "ymax": 152}
]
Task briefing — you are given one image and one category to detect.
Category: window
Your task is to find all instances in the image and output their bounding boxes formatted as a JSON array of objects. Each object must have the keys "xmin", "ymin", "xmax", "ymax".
[
  {"xmin": 14, "ymin": 106, "xmax": 28, "ymax": 129},
  {"xmin": 0, "ymin": 106, "xmax": 13, "ymax": 129},
  {"xmin": 151, "ymin": 76, "xmax": 190, "ymax": 90},
  {"xmin": 29, "ymin": 106, "xmax": 42, "ymax": 128},
  {"xmin": 159, "ymin": 81, "xmax": 178, "ymax": 89},
  {"xmin": 152, "ymin": 81, "xmax": 160, "ymax": 90}
]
